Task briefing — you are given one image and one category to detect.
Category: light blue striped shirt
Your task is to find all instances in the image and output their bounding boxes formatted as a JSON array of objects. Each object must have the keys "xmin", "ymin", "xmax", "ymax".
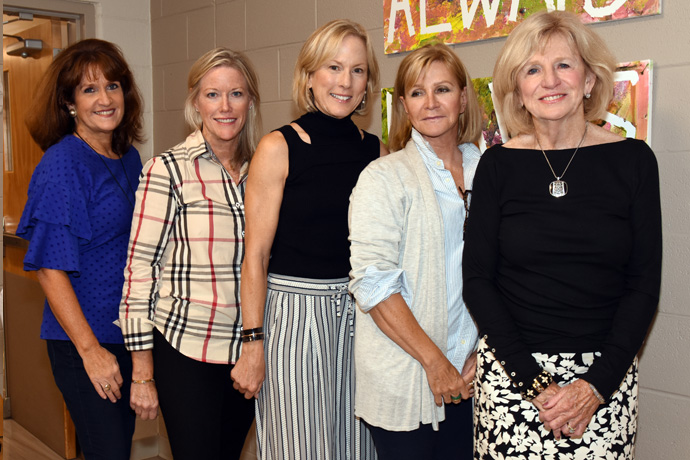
[{"xmin": 356, "ymin": 129, "xmax": 480, "ymax": 372}]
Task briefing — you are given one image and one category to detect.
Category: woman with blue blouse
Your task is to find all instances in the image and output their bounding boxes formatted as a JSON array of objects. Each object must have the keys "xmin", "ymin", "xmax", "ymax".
[
  {"xmin": 17, "ymin": 39, "xmax": 144, "ymax": 459},
  {"xmin": 348, "ymin": 43, "xmax": 483, "ymax": 460}
]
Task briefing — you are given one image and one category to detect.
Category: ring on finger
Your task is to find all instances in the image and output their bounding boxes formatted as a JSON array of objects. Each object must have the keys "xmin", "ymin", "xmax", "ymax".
[
  {"xmin": 566, "ymin": 422, "xmax": 575, "ymax": 434},
  {"xmin": 450, "ymin": 394, "xmax": 462, "ymax": 402},
  {"xmin": 103, "ymin": 383, "xmax": 111, "ymax": 391}
]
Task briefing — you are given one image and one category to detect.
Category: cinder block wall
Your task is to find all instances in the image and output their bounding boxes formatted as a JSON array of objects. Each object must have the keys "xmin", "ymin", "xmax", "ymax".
[
  {"xmin": 144, "ymin": 1, "xmax": 689, "ymax": 459},
  {"xmin": 92, "ymin": 0, "xmax": 155, "ymax": 160}
]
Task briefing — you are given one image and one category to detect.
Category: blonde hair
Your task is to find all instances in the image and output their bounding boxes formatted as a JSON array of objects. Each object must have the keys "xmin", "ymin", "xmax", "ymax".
[
  {"xmin": 492, "ymin": 10, "xmax": 616, "ymax": 138},
  {"xmin": 389, "ymin": 43, "xmax": 482, "ymax": 152},
  {"xmin": 293, "ymin": 19, "xmax": 380, "ymax": 115},
  {"xmin": 184, "ymin": 48, "xmax": 262, "ymax": 164}
]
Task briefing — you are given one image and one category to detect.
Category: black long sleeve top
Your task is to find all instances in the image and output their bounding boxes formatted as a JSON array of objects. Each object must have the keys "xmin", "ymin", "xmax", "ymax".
[{"xmin": 462, "ymin": 138, "xmax": 661, "ymax": 400}]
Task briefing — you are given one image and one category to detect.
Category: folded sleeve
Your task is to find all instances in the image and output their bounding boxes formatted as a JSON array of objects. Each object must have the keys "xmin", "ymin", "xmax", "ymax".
[{"xmin": 353, "ymin": 266, "xmax": 413, "ymax": 313}]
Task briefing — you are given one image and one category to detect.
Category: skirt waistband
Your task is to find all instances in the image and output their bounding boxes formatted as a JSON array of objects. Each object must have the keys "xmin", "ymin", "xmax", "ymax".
[{"xmin": 267, "ymin": 273, "xmax": 349, "ymax": 296}]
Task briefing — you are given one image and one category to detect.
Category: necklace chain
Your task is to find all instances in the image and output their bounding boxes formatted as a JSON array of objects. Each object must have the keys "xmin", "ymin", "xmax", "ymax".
[
  {"xmin": 74, "ymin": 131, "xmax": 136, "ymax": 208},
  {"xmin": 536, "ymin": 123, "xmax": 588, "ymax": 198},
  {"xmin": 536, "ymin": 122, "xmax": 588, "ymax": 180}
]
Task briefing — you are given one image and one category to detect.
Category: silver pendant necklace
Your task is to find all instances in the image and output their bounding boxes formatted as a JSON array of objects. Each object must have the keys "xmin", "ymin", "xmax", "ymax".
[{"xmin": 536, "ymin": 122, "xmax": 588, "ymax": 198}]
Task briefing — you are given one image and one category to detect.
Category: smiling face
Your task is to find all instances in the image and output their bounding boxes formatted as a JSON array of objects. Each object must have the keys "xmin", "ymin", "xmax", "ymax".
[
  {"xmin": 517, "ymin": 33, "xmax": 595, "ymax": 128},
  {"xmin": 194, "ymin": 65, "xmax": 251, "ymax": 154},
  {"xmin": 401, "ymin": 60, "xmax": 467, "ymax": 147},
  {"xmin": 70, "ymin": 66, "xmax": 124, "ymax": 141},
  {"xmin": 308, "ymin": 34, "xmax": 368, "ymax": 119}
]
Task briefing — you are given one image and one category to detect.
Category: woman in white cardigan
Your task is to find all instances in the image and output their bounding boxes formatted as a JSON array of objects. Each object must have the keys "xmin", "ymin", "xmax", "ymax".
[{"xmin": 349, "ymin": 43, "xmax": 483, "ymax": 460}]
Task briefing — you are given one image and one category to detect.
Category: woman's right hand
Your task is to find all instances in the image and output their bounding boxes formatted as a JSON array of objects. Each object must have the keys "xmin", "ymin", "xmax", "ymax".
[
  {"xmin": 424, "ymin": 355, "xmax": 470, "ymax": 406},
  {"xmin": 82, "ymin": 345, "xmax": 124, "ymax": 403},
  {"xmin": 231, "ymin": 341, "xmax": 266, "ymax": 399}
]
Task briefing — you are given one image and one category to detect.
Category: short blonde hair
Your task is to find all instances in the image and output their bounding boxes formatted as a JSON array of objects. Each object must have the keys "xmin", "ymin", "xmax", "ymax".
[
  {"xmin": 293, "ymin": 19, "xmax": 380, "ymax": 115},
  {"xmin": 492, "ymin": 10, "xmax": 616, "ymax": 138},
  {"xmin": 184, "ymin": 48, "xmax": 262, "ymax": 165},
  {"xmin": 389, "ymin": 43, "xmax": 482, "ymax": 152}
]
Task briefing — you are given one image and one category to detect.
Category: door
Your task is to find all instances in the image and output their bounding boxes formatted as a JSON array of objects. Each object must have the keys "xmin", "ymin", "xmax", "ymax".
[{"xmin": 3, "ymin": 9, "xmax": 79, "ymax": 459}]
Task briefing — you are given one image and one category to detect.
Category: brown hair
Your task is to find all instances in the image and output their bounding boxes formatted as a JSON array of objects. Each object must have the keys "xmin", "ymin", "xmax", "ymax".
[
  {"xmin": 185, "ymin": 48, "xmax": 262, "ymax": 165},
  {"xmin": 492, "ymin": 10, "xmax": 616, "ymax": 138},
  {"xmin": 26, "ymin": 38, "xmax": 144, "ymax": 155},
  {"xmin": 293, "ymin": 19, "xmax": 380, "ymax": 115},
  {"xmin": 389, "ymin": 43, "xmax": 482, "ymax": 152}
]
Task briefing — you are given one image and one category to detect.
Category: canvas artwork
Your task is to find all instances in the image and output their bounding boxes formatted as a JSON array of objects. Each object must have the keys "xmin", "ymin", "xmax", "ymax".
[
  {"xmin": 384, "ymin": 0, "xmax": 661, "ymax": 54},
  {"xmin": 381, "ymin": 60, "xmax": 653, "ymax": 151}
]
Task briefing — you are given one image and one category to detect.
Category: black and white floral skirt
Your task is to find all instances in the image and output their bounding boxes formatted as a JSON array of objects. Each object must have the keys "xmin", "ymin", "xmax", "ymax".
[{"xmin": 474, "ymin": 338, "xmax": 638, "ymax": 460}]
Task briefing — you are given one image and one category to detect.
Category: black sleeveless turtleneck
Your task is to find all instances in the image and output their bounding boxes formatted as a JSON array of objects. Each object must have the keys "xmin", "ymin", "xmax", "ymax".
[{"xmin": 268, "ymin": 110, "xmax": 379, "ymax": 279}]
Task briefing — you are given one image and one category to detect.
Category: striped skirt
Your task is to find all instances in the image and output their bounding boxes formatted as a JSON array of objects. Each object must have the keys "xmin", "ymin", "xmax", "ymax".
[
  {"xmin": 256, "ymin": 274, "xmax": 377, "ymax": 460},
  {"xmin": 474, "ymin": 337, "xmax": 638, "ymax": 459}
]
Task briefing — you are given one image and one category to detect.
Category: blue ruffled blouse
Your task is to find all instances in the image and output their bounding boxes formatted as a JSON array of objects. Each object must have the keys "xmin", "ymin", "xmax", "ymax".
[{"xmin": 17, "ymin": 135, "xmax": 142, "ymax": 343}]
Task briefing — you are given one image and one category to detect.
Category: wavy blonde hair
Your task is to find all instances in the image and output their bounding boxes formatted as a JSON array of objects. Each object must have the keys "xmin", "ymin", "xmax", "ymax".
[{"xmin": 492, "ymin": 10, "xmax": 616, "ymax": 138}]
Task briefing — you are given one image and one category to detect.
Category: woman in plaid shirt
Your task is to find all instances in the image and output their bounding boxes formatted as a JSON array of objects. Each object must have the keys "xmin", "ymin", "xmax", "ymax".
[{"xmin": 119, "ymin": 48, "xmax": 262, "ymax": 460}]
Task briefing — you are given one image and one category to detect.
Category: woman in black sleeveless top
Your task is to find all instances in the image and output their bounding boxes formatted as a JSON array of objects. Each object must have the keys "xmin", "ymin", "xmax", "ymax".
[{"xmin": 231, "ymin": 19, "xmax": 387, "ymax": 459}]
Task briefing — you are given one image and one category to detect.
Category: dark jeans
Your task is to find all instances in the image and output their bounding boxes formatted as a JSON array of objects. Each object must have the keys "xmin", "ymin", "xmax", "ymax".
[
  {"xmin": 47, "ymin": 340, "xmax": 135, "ymax": 460},
  {"xmin": 153, "ymin": 328, "xmax": 255, "ymax": 460},
  {"xmin": 367, "ymin": 398, "xmax": 474, "ymax": 460}
]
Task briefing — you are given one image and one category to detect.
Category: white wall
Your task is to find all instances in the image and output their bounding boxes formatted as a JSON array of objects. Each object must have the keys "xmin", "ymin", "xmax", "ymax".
[
  {"xmin": 88, "ymin": 0, "xmax": 154, "ymax": 160},
  {"xmin": 148, "ymin": 2, "xmax": 690, "ymax": 458}
]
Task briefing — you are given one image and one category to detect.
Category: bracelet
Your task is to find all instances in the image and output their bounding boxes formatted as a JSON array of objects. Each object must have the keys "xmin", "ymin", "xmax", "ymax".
[
  {"xmin": 241, "ymin": 326, "xmax": 264, "ymax": 337},
  {"xmin": 588, "ymin": 382, "xmax": 605, "ymax": 404},
  {"xmin": 521, "ymin": 370, "xmax": 553, "ymax": 401},
  {"xmin": 132, "ymin": 378, "xmax": 155, "ymax": 384},
  {"xmin": 241, "ymin": 332, "xmax": 264, "ymax": 343}
]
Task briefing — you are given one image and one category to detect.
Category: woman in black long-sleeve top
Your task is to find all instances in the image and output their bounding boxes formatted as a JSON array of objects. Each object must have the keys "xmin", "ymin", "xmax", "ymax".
[{"xmin": 462, "ymin": 11, "xmax": 661, "ymax": 460}]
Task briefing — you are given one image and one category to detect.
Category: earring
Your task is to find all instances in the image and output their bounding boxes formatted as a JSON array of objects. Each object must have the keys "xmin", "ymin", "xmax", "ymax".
[
  {"xmin": 249, "ymin": 103, "xmax": 254, "ymax": 110},
  {"xmin": 359, "ymin": 93, "xmax": 367, "ymax": 111},
  {"xmin": 69, "ymin": 107, "xmax": 77, "ymax": 117},
  {"xmin": 585, "ymin": 93, "xmax": 591, "ymax": 99}
]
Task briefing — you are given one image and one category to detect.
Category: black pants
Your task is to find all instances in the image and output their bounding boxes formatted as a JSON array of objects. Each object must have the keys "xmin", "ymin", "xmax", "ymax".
[
  {"xmin": 153, "ymin": 328, "xmax": 255, "ymax": 460},
  {"xmin": 367, "ymin": 398, "xmax": 474, "ymax": 460},
  {"xmin": 47, "ymin": 340, "xmax": 135, "ymax": 460}
]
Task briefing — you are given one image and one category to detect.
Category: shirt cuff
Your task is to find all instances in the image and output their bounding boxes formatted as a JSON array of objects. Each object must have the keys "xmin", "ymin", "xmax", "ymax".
[
  {"xmin": 353, "ymin": 266, "xmax": 412, "ymax": 312},
  {"xmin": 117, "ymin": 317, "xmax": 155, "ymax": 351}
]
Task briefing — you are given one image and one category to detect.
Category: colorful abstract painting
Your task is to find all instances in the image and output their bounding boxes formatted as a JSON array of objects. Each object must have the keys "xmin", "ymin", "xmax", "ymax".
[
  {"xmin": 381, "ymin": 60, "xmax": 653, "ymax": 151},
  {"xmin": 596, "ymin": 60, "xmax": 652, "ymax": 142},
  {"xmin": 384, "ymin": 0, "xmax": 661, "ymax": 54}
]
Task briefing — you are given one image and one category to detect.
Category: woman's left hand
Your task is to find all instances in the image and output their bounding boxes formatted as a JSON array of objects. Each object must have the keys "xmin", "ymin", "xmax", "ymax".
[{"xmin": 538, "ymin": 378, "xmax": 602, "ymax": 439}]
